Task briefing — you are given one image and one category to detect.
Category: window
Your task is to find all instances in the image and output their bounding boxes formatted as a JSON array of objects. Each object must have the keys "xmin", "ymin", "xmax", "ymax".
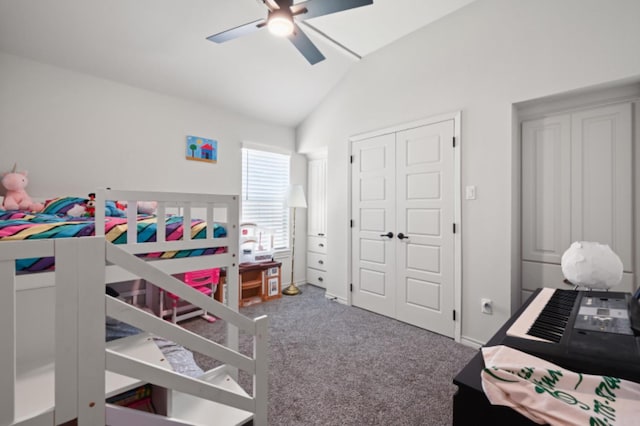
[{"xmin": 241, "ymin": 147, "xmax": 290, "ymax": 249}]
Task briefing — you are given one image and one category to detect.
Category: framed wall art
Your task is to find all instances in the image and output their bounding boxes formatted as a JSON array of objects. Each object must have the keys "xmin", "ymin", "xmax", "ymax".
[{"xmin": 186, "ymin": 135, "xmax": 218, "ymax": 164}]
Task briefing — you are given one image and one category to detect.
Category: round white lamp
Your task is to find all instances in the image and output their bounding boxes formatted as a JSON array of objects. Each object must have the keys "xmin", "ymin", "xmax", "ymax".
[{"xmin": 561, "ymin": 241, "xmax": 623, "ymax": 290}]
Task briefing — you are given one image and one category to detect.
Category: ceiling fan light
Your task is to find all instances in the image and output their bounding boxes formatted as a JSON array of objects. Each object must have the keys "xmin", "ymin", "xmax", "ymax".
[{"xmin": 268, "ymin": 12, "xmax": 294, "ymax": 37}]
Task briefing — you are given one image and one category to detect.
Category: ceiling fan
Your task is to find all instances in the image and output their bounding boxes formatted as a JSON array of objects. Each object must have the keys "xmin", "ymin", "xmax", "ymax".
[{"xmin": 206, "ymin": 0, "xmax": 374, "ymax": 65}]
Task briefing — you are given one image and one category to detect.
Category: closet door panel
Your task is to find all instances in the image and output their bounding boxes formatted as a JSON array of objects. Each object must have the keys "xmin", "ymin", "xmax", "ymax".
[
  {"xmin": 395, "ymin": 120, "xmax": 455, "ymax": 337},
  {"xmin": 522, "ymin": 115, "xmax": 571, "ymax": 263},
  {"xmin": 307, "ymin": 158, "xmax": 327, "ymax": 237},
  {"xmin": 571, "ymin": 103, "xmax": 632, "ymax": 271},
  {"xmin": 351, "ymin": 133, "xmax": 397, "ymax": 317}
]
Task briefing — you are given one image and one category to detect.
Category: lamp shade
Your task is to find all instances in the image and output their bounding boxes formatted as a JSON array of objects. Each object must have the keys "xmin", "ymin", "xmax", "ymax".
[{"xmin": 286, "ymin": 184, "xmax": 307, "ymax": 208}]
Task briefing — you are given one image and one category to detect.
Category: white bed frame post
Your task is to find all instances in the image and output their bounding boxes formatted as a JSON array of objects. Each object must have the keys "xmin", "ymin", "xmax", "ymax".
[
  {"xmin": 0, "ymin": 244, "xmax": 17, "ymax": 425},
  {"xmin": 0, "ymin": 239, "xmax": 57, "ymax": 426},
  {"xmin": 55, "ymin": 237, "xmax": 106, "ymax": 425},
  {"xmin": 253, "ymin": 316, "xmax": 269, "ymax": 426},
  {"xmin": 226, "ymin": 196, "xmax": 240, "ymax": 380}
]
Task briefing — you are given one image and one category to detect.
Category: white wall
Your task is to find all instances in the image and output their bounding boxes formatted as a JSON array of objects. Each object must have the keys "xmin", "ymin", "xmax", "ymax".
[
  {"xmin": 296, "ymin": 0, "xmax": 640, "ymax": 344},
  {"xmin": 0, "ymin": 52, "xmax": 308, "ymax": 284},
  {"xmin": 0, "ymin": 52, "xmax": 298, "ymax": 196}
]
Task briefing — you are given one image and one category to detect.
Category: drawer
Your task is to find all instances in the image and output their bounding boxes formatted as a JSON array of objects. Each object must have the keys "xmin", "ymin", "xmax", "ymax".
[
  {"xmin": 307, "ymin": 236, "xmax": 327, "ymax": 254},
  {"xmin": 307, "ymin": 252, "xmax": 327, "ymax": 271},
  {"xmin": 307, "ymin": 267, "xmax": 326, "ymax": 288}
]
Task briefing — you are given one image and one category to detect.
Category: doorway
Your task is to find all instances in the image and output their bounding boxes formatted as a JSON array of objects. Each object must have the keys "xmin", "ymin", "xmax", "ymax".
[{"xmin": 516, "ymin": 83, "xmax": 640, "ymax": 305}]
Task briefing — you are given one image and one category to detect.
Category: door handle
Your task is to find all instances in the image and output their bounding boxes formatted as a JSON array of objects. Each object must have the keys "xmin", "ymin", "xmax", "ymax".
[
  {"xmin": 380, "ymin": 232, "xmax": 394, "ymax": 238},
  {"xmin": 397, "ymin": 233, "xmax": 409, "ymax": 240}
]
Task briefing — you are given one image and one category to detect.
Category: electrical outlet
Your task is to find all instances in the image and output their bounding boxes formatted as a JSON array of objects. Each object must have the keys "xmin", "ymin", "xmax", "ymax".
[{"xmin": 481, "ymin": 298, "xmax": 493, "ymax": 314}]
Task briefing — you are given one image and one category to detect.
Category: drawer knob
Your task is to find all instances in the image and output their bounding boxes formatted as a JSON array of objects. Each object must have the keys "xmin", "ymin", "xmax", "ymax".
[
  {"xmin": 318, "ymin": 260, "xmax": 324, "ymax": 265},
  {"xmin": 319, "ymin": 243, "xmax": 324, "ymax": 247},
  {"xmin": 318, "ymin": 277, "xmax": 323, "ymax": 282}
]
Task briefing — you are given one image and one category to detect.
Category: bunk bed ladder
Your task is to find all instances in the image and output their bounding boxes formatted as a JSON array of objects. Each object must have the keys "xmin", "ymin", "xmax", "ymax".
[{"xmin": 103, "ymin": 242, "xmax": 268, "ymax": 425}]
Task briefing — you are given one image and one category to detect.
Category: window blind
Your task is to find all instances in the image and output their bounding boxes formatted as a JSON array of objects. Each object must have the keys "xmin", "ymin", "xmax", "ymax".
[{"xmin": 241, "ymin": 148, "xmax": 290, "ymax": 249}]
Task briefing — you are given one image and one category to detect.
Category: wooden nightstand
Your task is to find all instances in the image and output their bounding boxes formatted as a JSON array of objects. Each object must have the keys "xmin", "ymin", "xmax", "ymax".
[{"xmin": 239, "ymin": 261, "xmax": 282, "ymax": 307}]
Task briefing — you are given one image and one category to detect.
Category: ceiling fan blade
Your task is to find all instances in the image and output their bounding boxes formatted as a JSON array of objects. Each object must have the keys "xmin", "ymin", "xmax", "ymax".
[
  {"xmin": 293, "ymin": 0, "xmax": 373, "ymax": 21},
  {"xmin": 263, "ymin": 0, "xmax": 280, "ymax": 11},
  {"xmin": 288, "ymin": 24, "xmax": 325, "ymax": 65},
  {"xmin": 206, "ymin": 18, "xmax": 266, "ymax": 43}
]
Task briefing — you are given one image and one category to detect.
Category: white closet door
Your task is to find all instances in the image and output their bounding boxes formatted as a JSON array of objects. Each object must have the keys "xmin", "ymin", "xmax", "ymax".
[
  {"xmin": 352, "ymin": 119, "xmax": 456, "ymax": 337},
  {"xmin": 571, "ymin": 103, "xmax": 633, "ymax": 271},
  {"xmin": 307, "ymin": 158, "xmax": 327, "ymax": 237},
  {"xmin": 395, "ymin": 120, "xmax": 455, "ymax": 336},
  {"xmin": 521, "ymin": 102, "xmax": 634, "ymax": 298},
  {"xmin": 521, "ymin": 115, "xmax": 572, "ymax": 264},
  {"xmin": 351, "ymin": 133, "xmax": 397, "ymax": 317}
]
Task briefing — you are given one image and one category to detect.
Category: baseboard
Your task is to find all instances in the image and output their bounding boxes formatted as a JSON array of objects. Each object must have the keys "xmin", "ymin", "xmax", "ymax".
[
  {"xmin": 324, "ymin": 292, "xmax": 348, "ymax": 305},
  {"xmin": 459, "ymin": 336, "xmax": 484, "ymax": 350}
]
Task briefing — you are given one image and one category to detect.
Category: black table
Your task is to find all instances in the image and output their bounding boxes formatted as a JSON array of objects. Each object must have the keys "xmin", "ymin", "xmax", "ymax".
[{"xmin": 452, "ymin": 291, "xmax": 542, "ymax": 425}]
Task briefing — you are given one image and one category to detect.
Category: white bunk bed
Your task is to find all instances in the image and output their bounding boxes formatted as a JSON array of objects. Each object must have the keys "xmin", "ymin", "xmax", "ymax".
[{"xmin": 0, "ymin": 188, "xmax": 268, "ymax": 426}]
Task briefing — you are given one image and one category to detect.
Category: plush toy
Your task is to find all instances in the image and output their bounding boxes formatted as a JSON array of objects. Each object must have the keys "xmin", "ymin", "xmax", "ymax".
[
  {"xmin": 85, "ymin": 193, "xmax": 96, "ymax": 217},
  {"xmin": 67, "ymin": 203, "xmax": 87, "ymax": 217},
  {"xmin": 66, "ymin": 194, "xmax": 97, "ymax": 218},
  {"xmin": 1, "ymin": 164, "xmax": 44, "ymax": 212},
  {"xmin": 137, "ymin": 201, "xmax": 157, "ymax": 215}
]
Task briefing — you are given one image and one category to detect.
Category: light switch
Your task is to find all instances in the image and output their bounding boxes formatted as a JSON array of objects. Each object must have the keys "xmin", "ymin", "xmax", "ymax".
[{"xmin": 465, "ymin": 185, "xmax": 476, "ymax": 200}]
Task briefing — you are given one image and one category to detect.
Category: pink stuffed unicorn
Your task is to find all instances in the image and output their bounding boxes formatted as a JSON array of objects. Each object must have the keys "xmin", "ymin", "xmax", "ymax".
[{"xmin": 1, "ymin": 164, "xmax": 44, "ymax": 212}]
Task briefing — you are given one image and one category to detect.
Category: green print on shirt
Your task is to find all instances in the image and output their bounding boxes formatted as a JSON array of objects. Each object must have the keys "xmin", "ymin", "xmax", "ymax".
[
  {"xmin": 485, "ymin": 364, "xmax": 625, "ymax": 424},
  {"xmin": 533, "ymin": 369, "xmax": 590, "ymax": 410},
  {"xmin": 590, "ymin": 376, "xmax": 621, "ymax": 425}
]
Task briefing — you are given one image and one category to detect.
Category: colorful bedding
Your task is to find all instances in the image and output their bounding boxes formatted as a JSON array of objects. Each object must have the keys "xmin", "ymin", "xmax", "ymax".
[{"xmin": 0, "ymin": 210, "xmax": 227, "ymax": 272}]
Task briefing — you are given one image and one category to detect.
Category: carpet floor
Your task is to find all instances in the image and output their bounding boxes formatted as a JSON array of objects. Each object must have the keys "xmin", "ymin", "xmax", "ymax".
[{"xmin": 181, "ymin": 284, "xmax": 477, "ymax": 426}]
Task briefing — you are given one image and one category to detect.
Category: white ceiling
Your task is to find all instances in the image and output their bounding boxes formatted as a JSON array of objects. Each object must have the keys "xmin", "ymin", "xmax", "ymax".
[{"xmin": 0, "ymin": 0, "xmax": 474, "ymax": 127}]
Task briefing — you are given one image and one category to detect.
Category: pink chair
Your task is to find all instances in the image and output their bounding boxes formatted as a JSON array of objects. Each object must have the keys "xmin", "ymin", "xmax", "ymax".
[{"xmin": 159, "ymin": 268, "xmax": 220, "ymax": 323}]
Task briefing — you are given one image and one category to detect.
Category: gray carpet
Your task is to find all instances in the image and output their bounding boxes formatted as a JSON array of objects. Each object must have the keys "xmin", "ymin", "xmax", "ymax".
[{"xmin": 181, "ymin": 284, "xmax": 477, "ymax": 426}]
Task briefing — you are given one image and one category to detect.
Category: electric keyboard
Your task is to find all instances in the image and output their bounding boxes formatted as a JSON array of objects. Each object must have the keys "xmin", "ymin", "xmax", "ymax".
[{"xmin": 501, "ymin": 288, "xmax": 640, "ymax": 383}]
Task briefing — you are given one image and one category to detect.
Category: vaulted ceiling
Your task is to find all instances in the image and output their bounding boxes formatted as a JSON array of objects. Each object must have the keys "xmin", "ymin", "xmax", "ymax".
[{"xmin": 0, "ymin": 0, "xmax": 475, "ymax": 127}]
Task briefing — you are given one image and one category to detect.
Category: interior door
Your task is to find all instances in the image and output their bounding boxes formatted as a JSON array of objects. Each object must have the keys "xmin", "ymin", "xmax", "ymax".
[
  {"xmin": 351, "ymin": 133, "xmax": 396, "ymax": 317},
  {"xmin": 395, "ymin": 121, "xmax": 455, "ymax": 336},
  {"xmin": 351, "ymin": 120, "xmax": 456, "ymax": 337}
]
